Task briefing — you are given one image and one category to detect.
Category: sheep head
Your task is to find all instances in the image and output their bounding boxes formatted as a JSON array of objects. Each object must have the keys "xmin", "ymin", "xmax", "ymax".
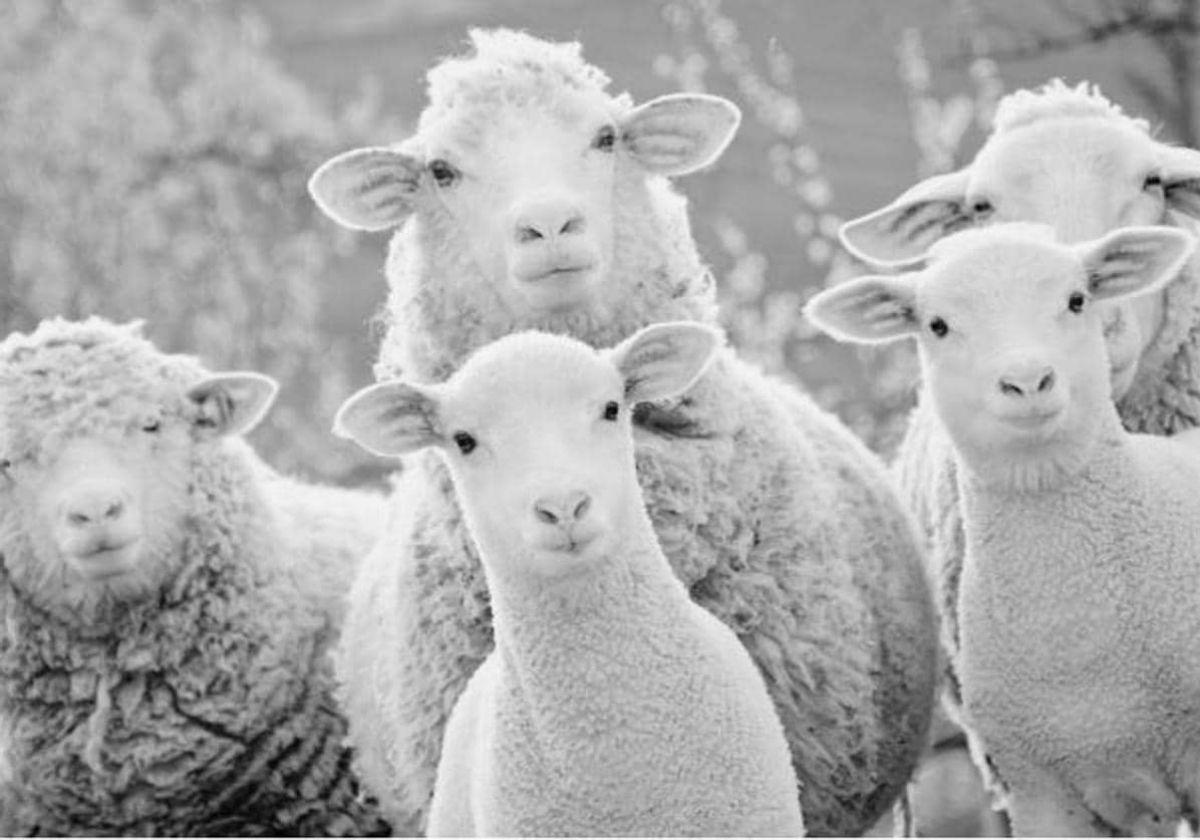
[
  {"xmin": 333, "ymin": 322, "xmax": 720, "ymax": 582},
  {"xmin": 839, "ymin": 79, "xmax": 1200, "ymax": 399},
  {"xmin": 308, "ymin": 29, "xmax": 738, "ymax": 380},
  {"xmin": 0, "ymin": 318, "xmax": 278, "ymax": 628},
  {"xmin": 806, "ymin": 224, "xmax": 1195, "ymax": 488}
]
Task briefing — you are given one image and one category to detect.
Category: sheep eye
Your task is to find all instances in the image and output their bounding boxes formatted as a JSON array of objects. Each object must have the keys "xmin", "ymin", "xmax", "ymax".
[
  {"xmin": 593, "ymin": 125, "xmax": 617, "ymax": 152},
  {"xmin": 929, "ymin": 316, "xmax": 949, "ymax": 338},
  {"xmin": 1144, "ymin": 172, "xmax": 1164, "ymax": 190},
  {"xmin": 142, "ymin": 419, "xmax": 161, "ymax": 433},
  {"xmin": 970, "ymin": 199, "xmax": 993, "ymax": 217},
  {"xmin": 0, "ymin": 458, "xmax": 10, "ymax": 475},
  {"xmin": 429, "ymin": 159, "xmax": 460, "ymax": 188},
  {"xmin": 1068, "ymin": 291, "xmax": 1086, "ymax": 314},
  {"xmin": 603, "ymin": 400, "xmax": 620, "ymax": 421},
  {"xmin": 452, "ymin": 431, "xmax": 477, "ymax": 455}
]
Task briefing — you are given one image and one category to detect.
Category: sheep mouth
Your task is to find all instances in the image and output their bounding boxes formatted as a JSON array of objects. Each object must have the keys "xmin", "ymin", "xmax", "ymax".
[
  {"xmin": 68, "ymin": 538, "xmax": 142, "ymax": 580},
  {"xmin": 994, "ymin": 408, "xmax": 1064, "ymax": 434},
  {"xmin": 518, "ymin": 262, "xmax": 598, "ymax": 284}
]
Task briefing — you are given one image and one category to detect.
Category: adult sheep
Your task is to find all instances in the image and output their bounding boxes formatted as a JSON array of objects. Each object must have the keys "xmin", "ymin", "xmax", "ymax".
[
  {"xmin": 0, "ymin": 317, "xmax": 388, "ymax": 836},
  {"xmin": 309, "ymin": 29, "xmax": 937, "ymax": 837}
]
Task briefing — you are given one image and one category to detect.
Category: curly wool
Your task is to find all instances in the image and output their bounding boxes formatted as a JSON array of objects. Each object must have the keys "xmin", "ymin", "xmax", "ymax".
[
  {"xmin": 991, "ymin": 78, "xmax": 1151, "ymax": 136},
  {"xmin": 0, "ymin": 318, "xmax": 387, "ymax": 836}
]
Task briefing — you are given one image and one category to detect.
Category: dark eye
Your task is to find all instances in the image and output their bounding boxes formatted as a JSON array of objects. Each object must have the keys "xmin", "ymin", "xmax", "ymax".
[
  {"xmin": 603, "ymin": 400, "xmax": 620, "ymax": 421},
  {"xmin": 142, "ymin": 419, "xmax": 161, "ymax": 433},
  {"xmin": 0, "ymin": 458, "xmax": 10, "ymax": 475},
  {"xmin": 971, "ymin": 198, "xmax": 993, "ymax": 216},
  {"xmin": 929, "ymin": 316, "xmax": 949, "ymax": 338},
  {"xmin": 593, "ymin": 125, "xmax": 617, "ymax": 152},
  {"xmin": 1144, "ymin": 172, "xmax": 1163, "ymax": 190},
  {"xmin": 429, "ymin": 159, "xmax": 460, "ymax": 188},
  {"xmin": 1068, "ymin": 291, "xmax": 1086, "ymax": 313},
  {"xmin": 452, "ymin": 431, "xmax": 476, "ymax": 455}
]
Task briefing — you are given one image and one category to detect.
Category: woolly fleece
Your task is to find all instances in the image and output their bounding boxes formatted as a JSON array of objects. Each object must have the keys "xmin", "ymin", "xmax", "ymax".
[
  {"xmin": 0, "ymin": 317, "xmax": 388, "ymax": 835},
  {"xmin": 330, "ymin": 29, "xmax": 937, "ymax": 837}
]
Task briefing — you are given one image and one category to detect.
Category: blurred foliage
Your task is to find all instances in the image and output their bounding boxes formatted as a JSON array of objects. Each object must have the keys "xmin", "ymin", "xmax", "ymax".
[{"xmin": 0, "ymin": 0, "xmax": 390, "ymax": 485}]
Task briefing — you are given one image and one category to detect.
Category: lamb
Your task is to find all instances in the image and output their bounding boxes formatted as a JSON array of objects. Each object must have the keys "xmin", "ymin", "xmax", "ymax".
[
  {"xmin": 806, "ymin": 222, "xmax": 1200, "ymax": 836},
  {"xmin": 839, "ymin": 79, "xmax": 1200, "ymax": 652},
  {"xmin": 334, "ymin": 321, "xmax": 806, "ymax": 837},
  {"xmin": 308, "ymin": 28, "xmax": 938, "ymax": 836},
  {"xmin": 0, "ymin": 317, "xmax": 389, "ymax": 836}
]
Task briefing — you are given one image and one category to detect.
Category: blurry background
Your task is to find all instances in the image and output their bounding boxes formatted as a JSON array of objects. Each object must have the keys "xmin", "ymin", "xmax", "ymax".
[{"xmin": 2, "ymin": 0, "xmax": 1196, "ymax": 491}]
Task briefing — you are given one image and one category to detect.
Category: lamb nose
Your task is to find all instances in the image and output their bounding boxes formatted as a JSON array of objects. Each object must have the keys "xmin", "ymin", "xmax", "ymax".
[
  {"xmin": 533, "ymin": 491, "xmax": 592, "ymax": 526},
  {"xmin": 64, "ymin": 492, "xmax": 127, "ymax": 528},
  {"xmin": 998, "ymin": 366, "xmax": 1056, "ymax": 398}
]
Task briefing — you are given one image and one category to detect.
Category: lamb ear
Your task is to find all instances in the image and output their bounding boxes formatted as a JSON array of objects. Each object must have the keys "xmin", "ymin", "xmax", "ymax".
[
  {"xmin": 308, "ymin": 147, "xmax": 423, "ymax": 231},
  {"xmin": 188, "ymin": 373, "xmax": 279, "ymax": 438},
  {"xmin": 333, "ymin": 381, "xmax": 442, "ymax": 457},
  {"xmin": 839, "ymin": 169, "xmax": 972, "ymax": 268},
  {"xmin": 621, "ymin": 94, "xmax": 741, "ymax": 176},
  {"xmin": 1073, "ymin": 226, "xmax": 1197, "ymax": 302},
  {"xmin": 608, "ymin": 321, "xmax": 722, "ymax": 403},
  {"xmin": 1160, "ymin": 145, "xmax": 1200, "ymax": 219},
  {"xmin": 803, "ymin": 276, "xmax": 921, "ymax": 344}
]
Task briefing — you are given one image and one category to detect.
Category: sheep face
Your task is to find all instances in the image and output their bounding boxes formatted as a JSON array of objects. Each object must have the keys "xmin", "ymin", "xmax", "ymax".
[
  {"xmin": 840, "ymin": 80, "xmax": 1200, "ymax": 400},
  {"xmin": 335, "ymin": 322, "xmax": 720, "ymax": 580},
  {"xmin": 308, "ymin": 30, "xmax": 738, "ymax": 335},
  {"xmin": 0, "ymin": 328, "xmax": 277, "ymax": 626},
  {"xmin": 806, "ymin": 224, "xmax": 1195, "ymax": 484}
]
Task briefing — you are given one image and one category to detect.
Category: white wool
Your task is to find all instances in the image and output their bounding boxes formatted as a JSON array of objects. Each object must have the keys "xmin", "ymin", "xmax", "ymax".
[{"xmin": 991, "ymin": 78, "xmax": 1150, "ymax": 135}]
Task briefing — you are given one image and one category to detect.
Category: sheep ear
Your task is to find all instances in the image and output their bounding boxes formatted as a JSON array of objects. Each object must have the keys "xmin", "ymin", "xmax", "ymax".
[
  {"xmin": 839, "ymin": 169, "xmax": 972, "ymax": 267},
  {"xmin": 804, "ymin": 276, "xmax": 921, "ymax": 344},
  {"xmin": 308, "ymin": 147, "xmax": 423, "ymax": 231},
  {"xmin": 188, "ymin": 373, "xmax": 279, "ymax": 438},
  {"xmin": 621, "ymin": 94, "xmax": 741, "ymax": 176},
  {"xmin": 1160, "ymin": 145, "xmax": 1200, "ymax": 219},
  {"xmin": 1074, "ymin": 226, "xmax": 1197, "ymax": 302},
  {"xmin": 609, "ymin": 321, "xmax": 722, "ymax": 403},
  {"xmin": 333, "ymin": 381, "xmax": 442, "ymax": 457}
]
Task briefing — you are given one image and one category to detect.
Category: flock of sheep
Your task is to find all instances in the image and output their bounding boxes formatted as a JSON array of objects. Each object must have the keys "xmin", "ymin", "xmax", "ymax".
[{"xmin": 1, "ymin": 25, "xmax": 1199, "ymax": 838}]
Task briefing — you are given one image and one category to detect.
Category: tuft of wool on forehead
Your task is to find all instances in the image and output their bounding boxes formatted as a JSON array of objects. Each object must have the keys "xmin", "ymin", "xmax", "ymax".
[
  {"xmin": 992, "ymin": 78, "xmax": 1151, "ymax": 136},
  {"xmin": 0, "ymin": 317, "xmax": 206, "ymax": 456},
  {"xmin": 418, "ymin": 28, "xmax": 632, "ymax": 132}
]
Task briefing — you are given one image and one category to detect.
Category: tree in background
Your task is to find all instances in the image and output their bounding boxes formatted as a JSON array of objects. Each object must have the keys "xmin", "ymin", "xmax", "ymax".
[{"xmin": 0, "ymin": 0, "xmax": 389, "ymax": 484}]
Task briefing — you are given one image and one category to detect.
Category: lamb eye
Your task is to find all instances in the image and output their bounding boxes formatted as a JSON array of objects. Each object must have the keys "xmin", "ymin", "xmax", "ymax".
[
  {"xmin": 593, "ymin": 125, "xmax": 617, "ymax": 152},
  {"xmin": 1068, "ymin": 291, "xmax": 1086, "ymax": 313},
  {"xmin": 603, "ymin": 400, "xmax": 620, "ymax": 421},
  {"xmin": 929, "ymin": 316, "xmax": 949, "ymax": 338},
  {"xmin": 429, "ymin": 159, "xmax": 460, "ymax": 188},
  {"xmin": 452, "ymin": 431, "xmax": 477, "ymax": 455},
  {"xmin": 0, "ymin": 458, "xmax": 10, "ymax": 475},
  {"xmin": 142, "ymin": 419, "xmax": 161, "ymax": 433},
  {"xmin": 971, "ymin": 198, "xmax": 993, "ymax": 216},
  {"xmin": 1144, "ymin": 172, "xmax": 1164, "ymax": 190}
]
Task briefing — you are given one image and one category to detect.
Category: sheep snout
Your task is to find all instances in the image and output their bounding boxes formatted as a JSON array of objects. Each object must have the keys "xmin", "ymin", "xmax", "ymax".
[{"xmin": 997, "ymin": 365, "xmax": 1056, "ymax": 398}]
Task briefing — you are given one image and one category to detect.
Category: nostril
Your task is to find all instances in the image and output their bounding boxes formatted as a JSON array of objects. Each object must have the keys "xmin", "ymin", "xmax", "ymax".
[
  {"xmin": 517, "ymin": 225, "xmax": 544, "ymax": 244},
  {"xmin": 571, "ymin": 493, "xmax": 591, "ymax": 522},
  {"xmin": 559, "ymin": 215, "xmax": 585, "ymax": 236},
  {"xmin": 67, "ymin": 511, "xmax": 91, "ymax": 527},
  {"xmin": 1037, "ymin": 370, "xmax": 1056, "ymax": 393},
  {"xmin": 999, "ymin": 378, "xmax": 1025, "ymax": 397},
  {"xmin": 103, "ymin": 500, "xmax": 124, "ymax": 521},
  {"xmin": 534, "ymin": 504, "xmax": 559, "ymax": 525}
]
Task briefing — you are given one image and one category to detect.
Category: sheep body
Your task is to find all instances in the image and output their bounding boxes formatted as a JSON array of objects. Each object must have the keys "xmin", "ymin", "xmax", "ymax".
[
  {"xmin": 0, "ymin": 317, "xmax": 387, "ymax": 836},
  {"xmin": 315, "ymin": 29, "xmax": 937, "ymax": 836},
  {"xmin": 807, "ymin": 223, "xmax": 1200, "ymax": 835},
  {"xmin": 335, "ymin": 325, "xmax": 805, "ymax": 837}
]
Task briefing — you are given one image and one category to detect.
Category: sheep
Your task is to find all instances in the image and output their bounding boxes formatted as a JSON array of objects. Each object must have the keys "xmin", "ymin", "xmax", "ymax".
[
  {"xmin": 806, "ymin": 222, "xmax": 1200, "ymax": 836},
  {"xmin": 308, "ymin": 28, "xmax": 939, "ymax": 836},
  {"xmin": 334, "ymin": 321, "xmax": 807, "ymax": 837},
  {"xmin": 0, "ymin": 316, "xmax": 389, "ymax": 836}
]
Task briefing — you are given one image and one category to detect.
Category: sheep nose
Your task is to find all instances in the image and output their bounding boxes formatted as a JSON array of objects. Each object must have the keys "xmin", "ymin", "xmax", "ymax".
[
  {"xmin": 997, "ymin": 366, "xmax": 1056, "ymax": 398},
  {"xmin": 533, "ymin": 491, "xmax": 592, "ymax": 527},
  {"xmin": 62, "ymin": 486, "xmax": 130, "ymax": 529},
  {"xmin": 511, "ymin": 198, "xmax": 586, "ymax": 245}
]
